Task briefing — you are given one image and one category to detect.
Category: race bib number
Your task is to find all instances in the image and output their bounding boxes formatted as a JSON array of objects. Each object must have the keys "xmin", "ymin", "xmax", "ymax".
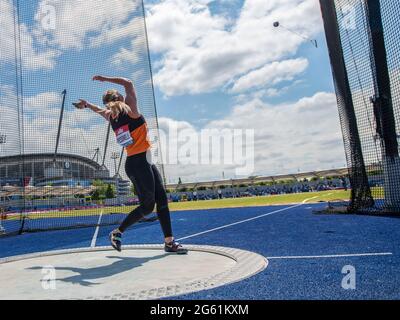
[{"xmin": 115, "ymin": 125, "xmax": 134, "ymax": 147}]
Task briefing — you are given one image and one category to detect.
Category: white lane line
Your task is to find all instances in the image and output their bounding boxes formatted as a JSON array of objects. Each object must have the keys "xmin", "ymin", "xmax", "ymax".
[
  {"xmin": 322, "ymin": 192, "xmax": 333, "ymax": 198},
  {"xmin": 302, "ymin": 196, "xmax": 319, "ymax": 203},
  {"xmin": 267, "ymin": 252, "xmax": 393, "ymax": 260},
  {"xmin": 90, "ymin": 210, "xmax": 104, "ymax": 248},
  {"xmin": 178, "ymin": 203, "xmax": 310, "ymax": 242},
  {"xmin": 177, "ymin": 196, "xmax": 320, "ymax": 242}
]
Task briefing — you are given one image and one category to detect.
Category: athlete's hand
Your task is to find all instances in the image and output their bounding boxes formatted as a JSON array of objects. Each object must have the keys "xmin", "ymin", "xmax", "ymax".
[
  {"xmin": 72, "ymin": 99, "xmax": 88, "ymax": 109},
  {"xmin": 92, "ymin": 75, "xmax": 106, "ymax": 82}
]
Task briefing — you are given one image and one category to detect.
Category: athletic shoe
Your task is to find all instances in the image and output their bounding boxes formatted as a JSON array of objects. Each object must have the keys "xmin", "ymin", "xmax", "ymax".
[
  {"xmin": 109, "ymin": 229, "xmax": 122, "ymax": 252},
  {"xmin": 164, "ymin": 240, "xmax": 188, "ymax": 254}
]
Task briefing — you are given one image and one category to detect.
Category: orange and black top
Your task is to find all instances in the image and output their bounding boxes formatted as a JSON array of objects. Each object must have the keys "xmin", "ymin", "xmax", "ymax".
[{"xmin": 109, "ymin": 113, "xmax": 151, "ymax": 157}]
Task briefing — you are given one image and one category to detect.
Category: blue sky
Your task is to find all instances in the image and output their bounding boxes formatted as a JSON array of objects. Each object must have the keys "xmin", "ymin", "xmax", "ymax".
[
  {"xmin": 153, "ymin": 30, "xmax": 335, "ymax": 128},
  {"xmin": 0, "ymin": 0, "xmax": 347, "ymax": 183},
  {"xmin": 144, "ymin": 0, "xmax": 345, "ymax": 182},
  {"xmin": 151, "ymin": 1, "xmax": 335, "ymax": 123}
]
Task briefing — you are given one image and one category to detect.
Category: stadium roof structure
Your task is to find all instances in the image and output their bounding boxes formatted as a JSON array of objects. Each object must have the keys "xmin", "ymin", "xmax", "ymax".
[
  {"xmin": 167, "ymin": 167, "xmax": 350, "ymax": 190},
  {"xmin": 0, "ymin": 186, "xmax": 96, "ymax": 197},
  {"xmin": 0, "ymin": 153, "xmax": 102, "ymax": 169}
]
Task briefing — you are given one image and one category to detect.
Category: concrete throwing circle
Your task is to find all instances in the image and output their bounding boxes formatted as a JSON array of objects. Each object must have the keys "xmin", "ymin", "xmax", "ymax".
[{"xmin": 0, "ymin": 245, "xmax": 267, "ymax": 300}]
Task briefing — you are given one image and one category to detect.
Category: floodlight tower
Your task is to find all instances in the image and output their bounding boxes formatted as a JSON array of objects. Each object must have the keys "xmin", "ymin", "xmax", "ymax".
[{"xmin": 111, "ymin": 152, "xmax": 120, "ymax": 177}]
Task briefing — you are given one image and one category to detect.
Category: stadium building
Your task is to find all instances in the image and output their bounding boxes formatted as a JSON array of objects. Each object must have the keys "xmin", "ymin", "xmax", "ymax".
[{"xmin": 0, "ymin": 153, "xmax": 130, "ymax": 195}]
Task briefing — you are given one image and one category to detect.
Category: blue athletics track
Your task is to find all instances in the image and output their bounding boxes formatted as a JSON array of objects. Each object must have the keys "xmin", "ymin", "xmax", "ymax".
[{"xmin": 1, "ymin": 202, "xmax": 399, "ymax": 300}]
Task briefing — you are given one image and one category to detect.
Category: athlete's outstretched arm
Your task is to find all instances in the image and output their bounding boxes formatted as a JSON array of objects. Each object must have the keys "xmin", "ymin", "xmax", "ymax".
[
  {"xmin": 73, "ymin": 99, "xmax": 110, "ymax": 121},
  {"xmin": 92, "ymin": 75, "xmax": 140, "ymax": 118}
]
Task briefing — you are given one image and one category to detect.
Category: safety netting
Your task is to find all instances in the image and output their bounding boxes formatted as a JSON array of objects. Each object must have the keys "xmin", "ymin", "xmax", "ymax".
[
  {"xmin": 320, "ymin": 0, "xmax": 400, "ymax": 214},
  {"xmin": 0, "ymin": 0, "xmax": 164, "ymax": 235}
]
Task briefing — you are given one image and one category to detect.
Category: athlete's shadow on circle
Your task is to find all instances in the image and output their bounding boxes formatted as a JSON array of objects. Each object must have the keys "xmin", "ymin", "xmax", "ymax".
[{"xmin": 28, "ymin": 253, "xmax": 168, "ymax": 287}]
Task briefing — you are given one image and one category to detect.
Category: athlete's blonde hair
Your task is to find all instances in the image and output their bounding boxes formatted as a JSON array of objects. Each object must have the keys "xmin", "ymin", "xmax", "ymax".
[{"xmin": 102, "ymin": 89, "xmax": 131, "ymax": 118}]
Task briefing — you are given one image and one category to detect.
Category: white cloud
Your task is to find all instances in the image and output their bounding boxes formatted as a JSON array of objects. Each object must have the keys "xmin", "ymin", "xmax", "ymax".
[
  {"xmin": 146, "ymin": 0, "xmax": 322, "ymax": 96},
  {"xmin": 231, "ymin": 58, "xmax": 309, "ymax": 93},
  {"xmin": 146, "ymin": 0, "xmax": 227, "ymax": 53},
  {"xmin": 1, "ymin": 0, "xmax": 146, "ymax": 71},
  {"xmin": 158, "ymin": 92, "xmax": 346, "ymax": 182},
  {"xmin": 207, "ymin": 92, "xmax": 345, "ymax": 175},
  {"xmin": 24, "ymin": 92, "xmax": 61, "ymax": 114},
  {"xmin": 35, "ymin": 0, "xmax": 139, "ymax": 50},
  {"xmin": 0, "ymin": 86, "xmax": 21, "ymax": 155},
  {"xmin": 110, "ymin": 42, "xmax": 141, "ymax": 67},
  {"xmin": 0, "ymin": 0, "xmax": 60, "ymax": 71},
  {"xmin": 88, "ymin": 17, "xmax": 145, "ymax": 49}
]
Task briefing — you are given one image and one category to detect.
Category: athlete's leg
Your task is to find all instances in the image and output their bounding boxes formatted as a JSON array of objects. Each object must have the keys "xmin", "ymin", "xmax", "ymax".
[
  {"xmin": 110, "ymin": 155, "xmax": 156, "ymax": 251},
  {"xmin": 152, "ymin": 164, "xmax": 173, "ymax": 239},
  {"xmin": 152, "ymin": 164, "xmax": 187, "ymax": 254},
  {"xmin": 118, "ymin": 156, "xmax": 156, "ymax": 233}
]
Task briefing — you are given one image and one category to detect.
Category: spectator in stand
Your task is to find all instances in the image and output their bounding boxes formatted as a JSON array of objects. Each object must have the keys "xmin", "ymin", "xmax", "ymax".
[{"xmin": 341, "ymin": 176, "xmax": 348, "ymax": 191}]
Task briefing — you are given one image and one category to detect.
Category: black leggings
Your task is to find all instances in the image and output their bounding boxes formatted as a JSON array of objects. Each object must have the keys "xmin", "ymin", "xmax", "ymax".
[{"xmin": 118, "ymin": 151, "xmax": 173, "ymax": 238}]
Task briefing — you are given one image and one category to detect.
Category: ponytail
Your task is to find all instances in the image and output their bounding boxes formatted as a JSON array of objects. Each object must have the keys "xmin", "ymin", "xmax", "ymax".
[
  {"xmin": 103, "ymin": 89, "xmax": 131, "ymax": 119},
  {"xmin": 106, "ymin": 101, "xmax": 131, "ymax": 119}
]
